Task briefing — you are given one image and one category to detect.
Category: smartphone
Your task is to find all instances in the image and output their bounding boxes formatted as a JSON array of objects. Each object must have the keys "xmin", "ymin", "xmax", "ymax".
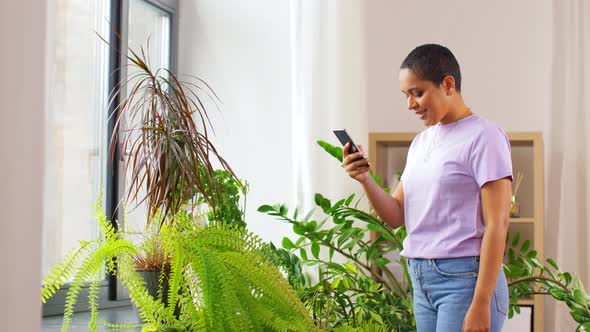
[{"xmin": 333, "ymin": 129, "xmax": 369, "ymax": 164}]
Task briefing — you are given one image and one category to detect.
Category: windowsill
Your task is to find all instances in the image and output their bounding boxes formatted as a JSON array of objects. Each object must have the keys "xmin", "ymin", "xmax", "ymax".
[{"xmin": 42, "ymin": 305, "xmax": 141, "ymax": 332}]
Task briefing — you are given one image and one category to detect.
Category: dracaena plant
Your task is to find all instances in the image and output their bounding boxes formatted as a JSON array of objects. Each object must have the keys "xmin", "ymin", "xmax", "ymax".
[{"xmin": 104, "ymin": 37, "xmax": 240, "ymax": 226}]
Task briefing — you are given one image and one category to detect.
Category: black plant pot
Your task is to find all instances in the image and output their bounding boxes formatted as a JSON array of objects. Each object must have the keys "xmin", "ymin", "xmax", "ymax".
[{"xmin": 132, "ymin": 270, "xmax": 180, "ymax": 322}]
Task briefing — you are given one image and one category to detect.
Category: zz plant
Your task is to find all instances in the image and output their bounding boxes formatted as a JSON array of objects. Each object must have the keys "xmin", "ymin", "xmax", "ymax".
[
  {"xmin": 260, "ymin": 140, "xmax": 590, "ymax": 331},
  {"xmin": 504, "ymin": 232, "xmax": 590, "ymax": 330}
]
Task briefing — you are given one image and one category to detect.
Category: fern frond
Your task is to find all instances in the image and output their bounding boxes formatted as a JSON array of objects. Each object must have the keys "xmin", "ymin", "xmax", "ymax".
[
  {"xmin": 41, "ymin": 240, "xmax": 93, "ymax": 303},
  {"xmin": 176, "ymin": 280, "xmax": 206, "ymax": 331},
  {"xmin": 176, "ymin": 224, "xmax": 317, "ymax": 331},
  {"xmin": 87, "ymin": 278, "xmax": 101, "ymax": 330},
  {"xmin": 221, "ymin": 251, "xmax": 315, "ymax": 330},
  {"xmin": 189, "ymin": 246, "xmax": 225, "ymax": 331},
  {"xmin": 101, "ymin": 320, "xmax": 144, "ymax": 329},
  {"xmin": 62, "ymin": 239, "xmax": 137, "ymax": 331},
  {"xmin": 163, "ymin": 235, "xmax": 184, "ymax": 316},
  {"xmin": 117, "ymin": 255, "xmax": 177, "ymax": 328},
  {"xmin": 94, "ymin": 196, "xmax": 118, "ymax": 241}
]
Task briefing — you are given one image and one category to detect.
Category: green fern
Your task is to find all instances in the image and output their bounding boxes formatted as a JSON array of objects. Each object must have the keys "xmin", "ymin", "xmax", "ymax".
[
  {"xmin": 88, "ymin": 278, "xmax": 101, "ymax": 328},
  {"xmin": 62, "ymin": 239, "xmax": 137, "ymax": 331},
  {"xmin": 42, "ymin": 200, "xmax": 315, "ymax": 331},
  {"xmin": 101, "ymin": 320, "xmax": 144, "ymax": 329},
  {"xmin": 41, "ymin": 240, "xmax": 92, "ymax": 302},
  {"xmin": 117, "ymin": 255, "xmax": 177, "ymax": 327},
  {"xmin": 169, "ymin": 222, "xmax": 317, "ymax": 331}
]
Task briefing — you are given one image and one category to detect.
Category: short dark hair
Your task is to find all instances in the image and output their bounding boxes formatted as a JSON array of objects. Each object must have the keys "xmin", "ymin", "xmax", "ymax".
[{"xmin": 400, "ymin": 44, "xmax": 462, "ymax": 92}]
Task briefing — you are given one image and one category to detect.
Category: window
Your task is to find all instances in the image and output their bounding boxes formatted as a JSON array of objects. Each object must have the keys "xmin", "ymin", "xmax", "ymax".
[
  {"xmin": 43, "ymin": 0, "xmax": 111, "ymax": 284},
  {"xmin": 42, "ymin": 0, "xmax": 178, "ymax": 316}
]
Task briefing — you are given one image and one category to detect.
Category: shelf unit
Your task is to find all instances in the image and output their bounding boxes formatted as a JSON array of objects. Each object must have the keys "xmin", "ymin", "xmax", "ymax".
[{"xmin": 368, "ymin": 132, "xmax": 544, "ymax": 332}]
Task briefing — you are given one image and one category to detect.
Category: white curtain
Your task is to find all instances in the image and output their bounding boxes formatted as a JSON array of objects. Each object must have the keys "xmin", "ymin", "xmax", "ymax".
[
  {"xmin": 546, "ymin": 1, "xmax": 590, "ymax": 331},
  {"xmin": 290, "ymin": 0, "xmax": 368, "ymax": 213}
]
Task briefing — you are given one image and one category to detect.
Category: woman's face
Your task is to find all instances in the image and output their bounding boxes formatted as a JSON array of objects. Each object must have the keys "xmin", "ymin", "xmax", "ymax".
[{"xmin": 399, "ymin": 68, "xmax": 451, "ymax": 126}]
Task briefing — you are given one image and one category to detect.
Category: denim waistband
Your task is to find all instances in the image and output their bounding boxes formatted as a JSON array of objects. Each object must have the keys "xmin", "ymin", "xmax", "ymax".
[{"xmin": 407, "ymin": 256, "xmax": 480, "ymax": 265}]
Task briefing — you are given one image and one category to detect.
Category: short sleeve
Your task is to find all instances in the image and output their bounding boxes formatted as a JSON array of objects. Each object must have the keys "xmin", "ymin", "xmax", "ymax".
[{"xmin": 469, "ymin": 126, "xmax": 513, "ymax": 188}]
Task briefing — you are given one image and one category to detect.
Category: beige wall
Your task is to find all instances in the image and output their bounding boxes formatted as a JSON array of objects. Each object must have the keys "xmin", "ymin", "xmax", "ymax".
[
  {"xmin": 364, "ymin": 1, "xmax": 577, "ymax": 330},
  {"xmin": 0, "ymin": 0, "xmax": 47, "ymax": 330},
  {"xmin": 365, "ymin": 0, "xmax": 552, "ymax": 134}
]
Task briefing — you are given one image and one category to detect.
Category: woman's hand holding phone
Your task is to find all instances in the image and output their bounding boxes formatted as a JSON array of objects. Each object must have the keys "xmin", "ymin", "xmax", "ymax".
[{"xmin": 342, "ymin": 142, "xmax": 372, "ymax": 184}]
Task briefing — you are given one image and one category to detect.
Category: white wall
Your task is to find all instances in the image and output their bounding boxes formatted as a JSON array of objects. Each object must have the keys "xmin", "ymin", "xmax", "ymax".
[
  {"xmin": 177, "ymin": 0, "xmax": 295, "ymax": 245},
  {"xmin": 0, "ymin": 0, "xmax": 47, "ymax": 330},
  {"xmin": 177, "ymin": 1, "xmax": 368, "ymax": 247},
  {"xmin": 289, "ymin": 0, "xmax": 368, "ymax": 214}
]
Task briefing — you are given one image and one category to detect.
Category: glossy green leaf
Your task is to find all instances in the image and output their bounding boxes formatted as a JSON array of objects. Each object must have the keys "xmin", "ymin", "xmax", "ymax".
[
  {"xmin": 344, "ymin": 263, "xmax": 357, "ymax": 274},
  {"xmin": 282, "ymin": 237, "xmax": 295, "ymax": 250},
  {"xmin": 547, "ymin": 258, "xmax": 559, "ymax": 270},
  {"xmin": 374, "ymin": 258, "xmax": 390, "ymax": 266},
  {"xmin": 530, "ymin": 258, "xmax": 542, "ymax": 268},
  {"xmin": 549, "ymin": 288, "xmax": 568, "ymax": 301},
  {"xmin": 299, "ymin": 248, "xmax": 308, "ymax": 261},
  {"xmin": 314, "ymin": 193, "xmax": 323, "ymax": 206},
  {"xmin": 511, "ymin": 232, "xmax": 521, "ymax": 247},
  {"xmin": 311, "ymin": 240, "xmax": 320, "ymax": 259},
  {"xmin": 279, "ymin": 204, "xmax": 288, "ymax": 216},
  {"xmin": 344, "ymin": 194, "xmax": 355, "ymax": 206},
  {"xmin": 367, "ymin": 246, "xmax": 381, "ymax": 261},
  {"xmin": 332, "ymin": 277, "xmax": 342, "ymax": 289},
  {"xmin": 573, "ymin": 289, "xmax": 588, "ymax": 305},
  {"xmin": 257, "ymin": 205, "xmax": 275, "ymax": 213},
  {"xmin": 293, "ymin": 224, "xmax": 306, "ymax": 235},
  {"xmin": 520, "ymin": 240, "xmax": 531, "ymax": 253},
  {"xmin": 306, "ymin": 220, "xmax": 318, "ymax": 232},
  {"xmin": 317, "ymin": 140, "xmax": 343, "ymax": 162}
]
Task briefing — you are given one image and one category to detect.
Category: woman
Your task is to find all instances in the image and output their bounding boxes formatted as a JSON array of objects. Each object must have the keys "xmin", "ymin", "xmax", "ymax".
[{"xmin": 342, "ymin": 44, "xmax": 511, "ymax": 332}]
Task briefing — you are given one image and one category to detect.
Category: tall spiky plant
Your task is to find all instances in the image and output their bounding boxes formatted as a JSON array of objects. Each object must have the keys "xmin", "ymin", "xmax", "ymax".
[{"xmin": 102, "ymin": 34, "xmax": 240, "ymax": 227}]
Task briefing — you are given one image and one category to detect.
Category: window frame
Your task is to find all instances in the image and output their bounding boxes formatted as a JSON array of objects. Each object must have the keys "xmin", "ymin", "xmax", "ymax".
[{"xmin": 42, "ymin": 0, "xmax": 179, "ymax": 317}]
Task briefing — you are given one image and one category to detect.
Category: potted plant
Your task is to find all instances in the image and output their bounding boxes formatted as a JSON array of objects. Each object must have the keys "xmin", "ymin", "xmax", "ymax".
[
  {"xmin": 260, "ymin": 140, "xmax": 590, "ymax": 331},
  {"xmin": 40, "ymin": 42, "xmax": 316, "ymax": 331},
  {"xmin": 41, "ymin": 200, "xmax": 316, "ymax": 331}
]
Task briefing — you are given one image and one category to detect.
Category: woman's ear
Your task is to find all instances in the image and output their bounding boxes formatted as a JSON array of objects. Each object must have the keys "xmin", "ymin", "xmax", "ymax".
[{"xmin": 442, "ymin": 75, "xmax": 456, "ymax": 96}]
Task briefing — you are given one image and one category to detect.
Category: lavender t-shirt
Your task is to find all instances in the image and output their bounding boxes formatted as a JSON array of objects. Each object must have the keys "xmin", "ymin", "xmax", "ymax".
[{"xmin": 400, "ymin": 114, "xmax": 513, "ymax": 259}]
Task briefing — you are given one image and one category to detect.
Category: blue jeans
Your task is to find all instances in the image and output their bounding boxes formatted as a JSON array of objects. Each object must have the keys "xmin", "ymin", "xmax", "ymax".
[{"xmin": 407, "ymin": 257, "xmax": 508, "ymax": 332}]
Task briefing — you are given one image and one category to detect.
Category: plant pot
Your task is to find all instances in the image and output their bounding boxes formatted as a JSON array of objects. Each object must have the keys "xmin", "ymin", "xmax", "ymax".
[{"xmin": 132, "ymin": 270, "xmax": 180, "ymax": 322}]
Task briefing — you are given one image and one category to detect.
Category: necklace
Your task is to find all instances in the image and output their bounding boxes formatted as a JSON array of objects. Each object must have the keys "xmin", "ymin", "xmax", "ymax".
[{"xmin": 424, "ymin": 108, "xmax": 472, "ymax": 162}]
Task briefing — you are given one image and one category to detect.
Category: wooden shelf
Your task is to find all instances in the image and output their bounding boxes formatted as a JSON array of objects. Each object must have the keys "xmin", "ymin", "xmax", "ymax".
[
  {"xmin": 518, "ymin": 298, "xmax": 535, "ymax": 306},
  {"xmin": 510, "ymin": 218, "xmax": 536, "ymax": 224}
]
